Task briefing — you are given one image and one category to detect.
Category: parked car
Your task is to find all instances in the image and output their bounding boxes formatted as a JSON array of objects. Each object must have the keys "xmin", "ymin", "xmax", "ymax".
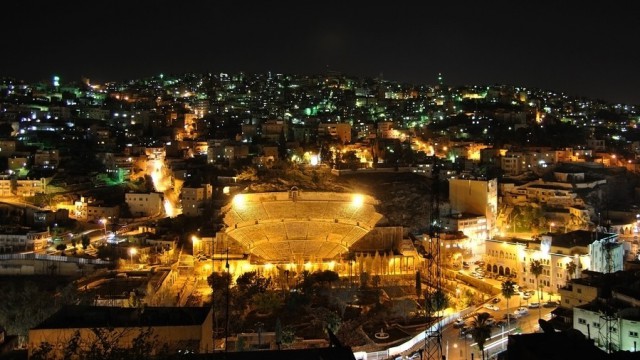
[
  {"xmin": 491, "ymin": 297, "xmax": 500, "ymax": 304},
  {"xmin": 495, "ymin": 320, "xmax": 507, "ymax": 329},
  {"xmin": 453, "ymin": 318, "xmax": 466, "ymax": 328},
  {"xmin": 483, "ymin": 304, "xmax": 499, "ymax": 311},
  {"xmin": 503, "ymin": 313, "xmax": 520, "ymax": 321},
  {"xmin": 543, "ymin": 301, "xmax": 559, "ymax": 308},
  {"xmin": 528, "ymin": 302, "xmax": 540, "ymax": 309},
  {"xmin": 514, "ymin": 307, "xmax": 529, "ymax": 316}
]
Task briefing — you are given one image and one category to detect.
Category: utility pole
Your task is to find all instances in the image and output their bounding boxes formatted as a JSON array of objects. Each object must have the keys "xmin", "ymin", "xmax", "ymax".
[
  {"xmin": 225, "ymin": 247, "xmax": 230, "ymax": 352},
  {"xmin": 424, "ymin": 156, "xmax": 442, "ymax": 360}
]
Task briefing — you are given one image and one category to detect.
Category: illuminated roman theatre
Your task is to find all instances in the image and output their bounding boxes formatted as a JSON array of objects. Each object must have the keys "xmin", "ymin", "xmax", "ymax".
[{"xmin": 193, "ymin": 190, "xmax": 421, "ymax": 278}]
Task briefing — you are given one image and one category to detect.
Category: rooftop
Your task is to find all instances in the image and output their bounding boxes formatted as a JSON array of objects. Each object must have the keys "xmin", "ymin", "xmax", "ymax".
[{"xmin": 33, "ymin": 305, "xmax": 211, "ymax": 329}]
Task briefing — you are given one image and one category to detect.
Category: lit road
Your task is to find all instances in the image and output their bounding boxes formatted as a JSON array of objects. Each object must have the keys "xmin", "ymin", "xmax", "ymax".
[{"xmin": 441, "ymin": 294, "xmax": 558, "ymax": 360}]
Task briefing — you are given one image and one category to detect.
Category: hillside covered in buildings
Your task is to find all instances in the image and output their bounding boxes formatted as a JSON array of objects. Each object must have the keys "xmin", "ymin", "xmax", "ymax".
[{"xmin": 1, "ymin": 72, "xmax": 640, "ymax": 359}]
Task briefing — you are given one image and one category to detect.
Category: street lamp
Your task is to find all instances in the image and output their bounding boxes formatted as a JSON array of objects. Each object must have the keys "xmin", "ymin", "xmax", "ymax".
[
  {"xmin": 255, "ymin": 322, "xmax": 264, "ymax": 349},
  {"xmin": 192, "ymin": 235, "xmax": 199, "ymax": 255},
  {"xmin": 549, "ymin": 222, "xmax": 555, "ymax": 233},
  {"xmin": 99, "ymin": 218, "xmax": 107, "ymax": 238},
  {"xmin": 129, "ymin": 247, "xmax": 137, "ymax": 268}
]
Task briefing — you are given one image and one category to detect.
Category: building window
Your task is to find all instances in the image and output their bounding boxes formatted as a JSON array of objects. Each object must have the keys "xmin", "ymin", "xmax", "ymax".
[
  {"xmin": 577, "ymin": 288, "xmax": 582, "ymax": 294},
  {"xmin": 578, "ymin": 318, "xmax": 586, "ymax": 325},
  {"xmin": 630, "ymin": 331, "xmax": 639, "ymax": 338},
  {"xmin": 592, "ymin": 322, "xmax": 600, "ymax": 328}
]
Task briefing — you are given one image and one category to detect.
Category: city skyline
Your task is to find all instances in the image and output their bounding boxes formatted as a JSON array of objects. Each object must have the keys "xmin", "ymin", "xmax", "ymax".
[{"xmin": 2, "ymin": 1, "xmax": 640, "ymax": 105}]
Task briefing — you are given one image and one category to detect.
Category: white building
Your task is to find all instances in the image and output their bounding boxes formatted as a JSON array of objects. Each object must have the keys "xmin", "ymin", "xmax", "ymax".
[
  {"xmin": 572, "ymin": 284, "xmax": 640, "ymax": 353},
  {"xmin": 485, "ymin": 231, "xmax": 623, "ymax": 293},
  {"xmin": 125, "ymin": 192, "xmax": 164, "ymax": 217}
]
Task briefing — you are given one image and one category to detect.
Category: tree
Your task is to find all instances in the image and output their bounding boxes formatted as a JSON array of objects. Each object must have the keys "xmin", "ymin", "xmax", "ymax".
[
  {"xmin": 29, "ymin": 327, "xmax": 169, "ymax": 360},
  {"xmin": 81, "ymin": 235, "xmax": 90, "ymax": 249},
  {"xmin": 471, "ymin": 312, "xmax": 493, "ymax": 360},
  {"xmin": 501, "ymin": 280, "xmax": 516, "ymax": 330},
  {"xmin": 236, "ymin": 271, "xmax": 271, "ymax": 298},
  {"xmin": 207, "ymin": 271, "xmax": 232, "ymax": 338},
  {"xmin": 359, "ymin": 272, "xmax": 370, "ymax": 289},
  {"xmin": 426, "ymin": 289, "xmax": 449, "ymax": 316},
  {"xmin": 530, "ymin": 260, "xmax": 544, "ymax": 319},
  {"xmin": 252, "ymin": 291, "xmax": 281, "ymax": 315},
  {"xmin": 371, "ymin": 274, "xmax": 381, "ymax": 287},
  {"xmin": 313, "ymin": 270, "xmax": 339, "ymax": 287},
  {"xmin": 415, "ymin": 271, "xmax": 422, "ymax": 299},
  {"xmin": 281, "ymin": 325, "xmax": 296, "ymax": 348},
  {"xmin": 0, "ymin": 281, "xmax": 69, "ymax": 346}
]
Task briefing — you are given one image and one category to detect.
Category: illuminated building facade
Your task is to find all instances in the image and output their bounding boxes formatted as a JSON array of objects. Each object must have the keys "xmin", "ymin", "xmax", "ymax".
[
  {"xmin": 125, "ymin": 191, "xmax": 164, "ymax": 217},
  {"xmin": 449, "ymin": 178, "xmax": 498, "ymax": 240},
  {"xmin": 485, "ymin": 231, "xmax": 623, "ymax": 293}
]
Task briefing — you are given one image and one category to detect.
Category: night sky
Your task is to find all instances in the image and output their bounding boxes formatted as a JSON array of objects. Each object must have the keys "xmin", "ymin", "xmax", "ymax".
[{"xmin": 3, "ymin": 1, "xmax": 640, "ymax": 105}]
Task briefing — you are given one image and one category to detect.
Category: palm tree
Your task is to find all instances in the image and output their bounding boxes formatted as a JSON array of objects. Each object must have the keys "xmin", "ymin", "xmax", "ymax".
[
  {"xmin": 471, "ymin": 312, "xmax": 493, "ymax": 360},
  {"xmin": 529, "ymin": 260, "xmax": 543, "ymax": 319},
  {"xmin": 501, "ymin": 280, "xmax": 516, "ymax": 330}
]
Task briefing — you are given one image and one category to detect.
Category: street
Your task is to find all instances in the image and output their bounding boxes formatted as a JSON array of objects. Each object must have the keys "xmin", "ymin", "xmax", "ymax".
[{"xmin": 442, "ymin": 292, "xmax": 558, "ymax": 360}]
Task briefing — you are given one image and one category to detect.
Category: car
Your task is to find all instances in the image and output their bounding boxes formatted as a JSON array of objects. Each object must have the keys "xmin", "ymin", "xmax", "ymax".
[
  {"xmin": 528, "ymin": 302, "xmax": 540, "ymax": 309},
  {"xmin": 462, "ymin": 262, "xmax": 470, "ymax": 269},
  {"xmin": 514, "ymin": 307, "xmax": 529, "ymax": 316},
  {"xmin": 522, "ymin": 293, "xmax": 531, "ymax": 300},
  {"xmin": 459, "ymin": 326, "xmax": 472, "ymax": 338},
  {"xmin": 453, "ymin": 318, "xmax": 466, "ymax": 328},
  {"xmin": 543, "ymin": 301, "xmax": 559, "ymax": 308},
  {"xmin": 503, "ymin": 313, "xmax": 520, "ymax": 321},
  {"xmin": 491, "ymin": 297, "xmax": 500, "ymax": 304},
  {"xmin": 483, "ymin": 304, "xmax": 499, "ymax": 311}
]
